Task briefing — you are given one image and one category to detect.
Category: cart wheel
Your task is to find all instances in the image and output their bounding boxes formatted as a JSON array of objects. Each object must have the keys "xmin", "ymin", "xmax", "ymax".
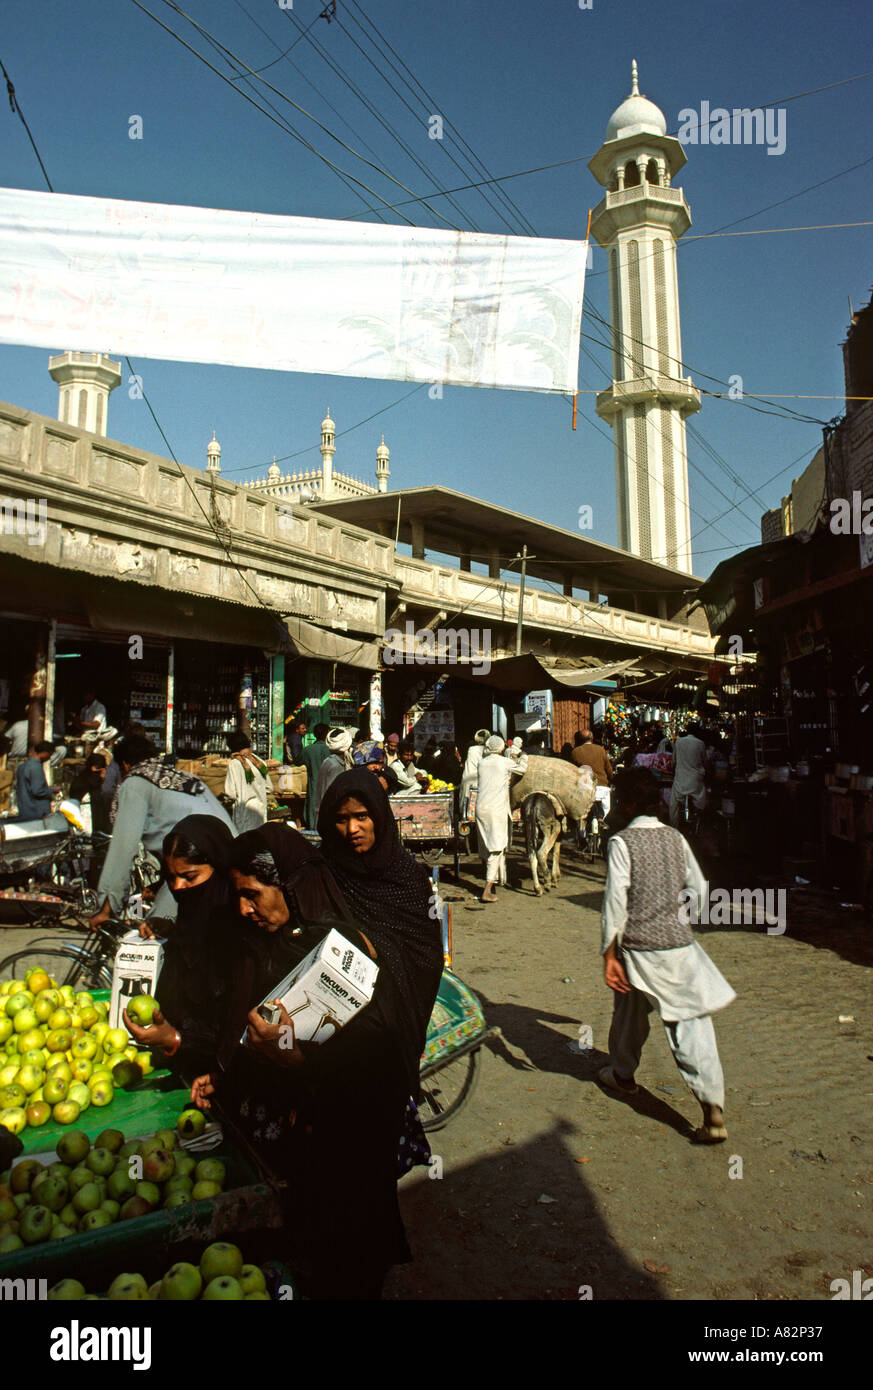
[
  {"xmin": 419, "ymin": 1049, "xmax": 480, "ymax": 1131},
  {"xmin": 420, "ymin": 847, "xmax": 444, "ymax": 867}
]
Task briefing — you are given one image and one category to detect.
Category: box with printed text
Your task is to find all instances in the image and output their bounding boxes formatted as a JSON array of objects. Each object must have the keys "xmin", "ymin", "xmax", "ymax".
[
  {"xmin": 109, "ymin": 930, "xmax": 164, "ymax": 1030},
  {"xmin": 252, "ymin": 928, "xmax": 379, "ymax": 1045}
]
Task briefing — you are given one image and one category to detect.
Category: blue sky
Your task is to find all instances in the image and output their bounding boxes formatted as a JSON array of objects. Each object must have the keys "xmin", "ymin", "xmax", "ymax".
[{"xmin": 1, "ymin": 0, "xmax": 870, "ymax": 582}]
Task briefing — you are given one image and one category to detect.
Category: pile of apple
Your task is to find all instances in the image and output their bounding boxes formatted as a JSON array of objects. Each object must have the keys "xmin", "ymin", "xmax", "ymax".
[
  {"xmin": 0, "ymin": 1123, "xmax": 229, "ymax": 1252},
  {"xmin": 47, "ymin": 1241, "xmax": 273, "ymax": 1300},
  {"xmin": 0, "ymin": 967, "xmax": 155, "ymax": 1134}
]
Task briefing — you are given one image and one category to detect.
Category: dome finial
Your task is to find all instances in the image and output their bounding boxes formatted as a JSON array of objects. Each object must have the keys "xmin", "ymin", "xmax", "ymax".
[{"xmin": 631, "ymin": 59, "xmax": 639, "ymax": 96}]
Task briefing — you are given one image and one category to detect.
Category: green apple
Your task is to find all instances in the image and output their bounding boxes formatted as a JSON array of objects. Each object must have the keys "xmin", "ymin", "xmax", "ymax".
[
  {"xmin": 52, "ymin": 1101, "xmax": 81, "ymax": 1126},
  {"xmin": 67, "ymin": 1083, "xmax": 91, "ymax": 1112},
  {"xmin": 6, "ymin": 993, "xmax": 33, "ymax": 1019},
  {"xmin": 49, "ymin": 1221, "xmax": 76, "ymax": 1241},
  {"xmin": 10, "ymin": 1158, "xmax": 42, "ymax": 1194},
  {"xmin": 19, "ymin": 1203, "xmax": 53, "ymax": 1244},
  {"xmin": 0, "ymin": 1195, "xmax": 15, "ymax": 1223},
  {"xmin": 3, "ymin": 1036, "xmax": 19, "ymax": 1055},
  {"xmin": 158, "ymin": 1261, "xmax": 202, "ymax": 1300},
  {"xmin": 43, "ymin": 1075, "xmax": 68, "ymax": 1105},
  {"xmin": 191, "ymin": 1180, "xmax": 221, "ymax": 1201},
  {"xmin": 69, "ymin": 1058, "xmax": 93, "ymax": 1083},
  {"xmin": 68, "ymin": 1166, "xmax": 94, "ymax": 1195},
  {"xmin": 135, "ymin": 1180, "xmax": 161, "ymax": 1207},
  {"xmin": 26, "ymin": 969, "xmax": 51, "ymax": 995},
  {"xmin": 100, "ymin": 1198, "xmax": 120, "ymax": 1220},
  {"xmin": 164, "ymin": 1175, "xmax": 193, "ymax": 1198},
  {"xmin": 96, "ymin": 1128, "xmax": 124, "ymax": 1153},
  {"xmin": 59, "ymin": 986, "xmax": 75, "ymax": 1005},
  {"xmin": 91, "ymin": 1020, "xmax": 110, "ymax": 1043},
  {"xmin": 0, "ymin": 1219, "xmax": 18, "ymax": 1237},
  {"xmin": 142, "ymin": 1148, "xmax": 174, "ymax": 1184},
  {"xmin": 71, "ymin": 1035, "xmax": 98, "ymax": 1061},
  {"xmin": 136, "ymin": 1051, "xmax": 154, "ymax": 1077},
  {"xmin": 17, "ymin": 1027, "xmax": 45, "ymax": 1053},
  {"xmin": 0, "ymin": 1084, "xmax": 26, "ymax": 1110},
  {"xmin": 33, "ymin": 995, "xmax": 55, "ymax": 1024},
  {"xmin": 245, "ymin": 1291, "xmax": 271, "ymax": 1300},
  {"xmin": 153, "ymin": 1128, "xmax": 177, "ymax": 1151},
  {"xmin": 88, "ymin": 1069, "xmax": 113, "ymax": 1088},
  {"xmin": 118, "ymin": 1139, "xmax": 140, "ymax": 1160},
  {"xmin": 21, "ymin": 1050, "xmax": 45, "ymax": 1069},
  {"xmin": 239, "ymin": 1265, "xmax": 267, "ymax": 1296},
  {"xmin": 125, "ymin": 995, "xmax": 159, "ymax": 1027},
  {"xmin": 31, "ymin": 1172, "xmax": 68, "ymax": 1212},
  {"xmin": 123, "ymin": 1046, "xmax": 139, "ymax": 1063},
  {"xmin": 86, "ymin": 1146, "xmax": 116, "ymax": 1177},
  {"xmin": 89, "ymin": 1080, "xmax": 114, "ymax": 1108},
  {"xmin": 163, "ymin": 1191, "xmax": 190, "ymax": 1209},
  {"xmin": 0, "ymin": 1019, "xmax": 11, "ymax": 1046},
  {"xmin": 112, "ymin": 1060, "xmax": 140, "ymax": 1089},
  {"xmin": 12, "ymin": 1007, "xmax": 37, "ymax": 1034},
  {"xmin": 25, "ymin": 1101, "xmax": 51, "ymax": 1128},
  {"xmin": 80, "ymin": 1209, "xmax": 113, "ymax": 1232},
  {"xmin": 72, "ymin": 1181, "xmax": 102, "ymax": 1215},
  {"xmin": 147, "ymin": 1280, "xmax": 162, "ymax": 1300},
  {"xmin": 107, "ymin": 1168, "xmax": 136, "ymax": 1202},
  {"xmin": 107, "ymin": 1272, "xmax": 149, "ymax": 1301},
  {"xmin": 78, "ymin": 1006, "xmax": 99, "ymax": 1030},
  {"xmin": 104, "ymin": 1028, "xmax": 129, "ymax": 1055},
  {"xmin": 0, "ymin": 1064, "xmax": 19, "ymax": 1087},
  {"xmin": 202, "ymin": 1275, "xmax": 243, "ymax": 1300},
  {"xmin": 177, "ymin": 1108, "xmax": 206, "ymax": 1140},
  {"xmin": 59, "ymin": 1202, "xmax": 79, "ymax": 1228},
  {"xmin": 0, "ymin": 1108, "xmax": 26, "ymax": 1135},
  {"xmin": 172, "ymin": 1152, "xmax": 196, "ymax": 1180},
  {"xmin": 0, "ymin": 1233, "xmax": 23, "ymax": 1253},
  {"xmin": 47, "ymin": 1008, "xmax": 72, "ymax": 1031},
  {"xmin": 16, "ymin": 1066, "xmax": 45, "ymax": 1096},
  {"xmin": 139, "ymin": 1135, "xmax": 167, "ymax": 1159},
  {"xmin": 200, "ymin": 1241, "xmax": 243, "ymax": 1284},
  {"xmin": 48, "ymin": 1278, "xmax": 86, "ymax": 1300},
  {"xmin": 195, "ymin": 1158, "xmax": 226, "ymax": 1187},
  {"xmin": 57, "ymin": 1130, "xmax": 90, "ymax": 1164},
  {"xmin": 119, "ymin": 1195, "xmax": 153, "ymax": 1221}
]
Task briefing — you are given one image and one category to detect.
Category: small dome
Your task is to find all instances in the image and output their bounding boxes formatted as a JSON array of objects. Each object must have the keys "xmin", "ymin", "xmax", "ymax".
[
  {"xmin": 605, "ymin": 60, "xmax": 666, "ymax": 141},
  {"xmin": 321, "ymin": 408, "xmax": 335, "ymax": 432},
  {"xmin": 268, "ymin": 458, "xmax": 280, "ymax": 480},
  {"xmin": 376, "ymin": 434, "xmax": 389, "ymax": 459}
]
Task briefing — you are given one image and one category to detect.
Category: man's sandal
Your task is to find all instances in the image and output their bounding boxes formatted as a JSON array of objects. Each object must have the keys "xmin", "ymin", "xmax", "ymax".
[
  {"xmin": 691, "ymin": 1124, "xmax": 728, "ymax": 1144},
  {"xmin": 598, "ymin": 1065, "xmax": 639, "ymax": 1096}
]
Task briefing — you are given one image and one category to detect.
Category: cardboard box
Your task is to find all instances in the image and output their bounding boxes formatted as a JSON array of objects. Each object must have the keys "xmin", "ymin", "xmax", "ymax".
[
  {"xmin": 252, "ymin": 928, "xmax": 379, "ymax": 1045},
  {"xmin": 109, "ymin": 930, "xmax": 164, "ymax": 1030}
]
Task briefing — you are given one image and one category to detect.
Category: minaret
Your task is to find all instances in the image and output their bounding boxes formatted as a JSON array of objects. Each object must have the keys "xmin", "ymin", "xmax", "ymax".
[
  {"xmin": 48, "ymin": 351, "xmax": 122, "ymax": 437},
  {"xmin": 206, "ymin": 431, "xmax": 221, "ymax": 473},
  {"xmin": 320, "ymin": 409, "xmax": 336, "ymax": 498},
  {"xmin": 588, "ymin": 61, "xmax": 700, "ymax": 573},
  {"xmin": 375, "ymin": 435, "xmax": 390, "ymax": 493}
]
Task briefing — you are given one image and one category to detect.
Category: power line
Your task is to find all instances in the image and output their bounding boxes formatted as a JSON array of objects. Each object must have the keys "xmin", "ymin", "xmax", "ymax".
[{"xmin": 0, "ymin": 55, "xmax": 53, "ymax": 192}]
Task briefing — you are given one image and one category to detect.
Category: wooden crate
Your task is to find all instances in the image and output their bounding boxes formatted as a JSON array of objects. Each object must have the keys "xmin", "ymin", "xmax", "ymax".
[{"xmin": 390, "ymin": 792, "xmax": 453, "ymax": 840}]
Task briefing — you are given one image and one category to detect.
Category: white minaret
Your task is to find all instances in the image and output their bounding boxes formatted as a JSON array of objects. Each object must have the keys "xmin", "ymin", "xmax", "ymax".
[
  {"xmin": 320, "ymin": 408, "xmax": 336, "ymax": 498},
  {"xmin": 48, "ymin": 351, "xmax": 122, "ymax": 438},
  {"xmin": 589, "ymin": 61, "xmax": 700, "ymax": 573},
  {"xmin": 375, "ymin": 435, "xmax": 390, "ymax": 493},
  {"xmin": 206, "ymin": 430, "xmax": 221, "ymax": 472}
]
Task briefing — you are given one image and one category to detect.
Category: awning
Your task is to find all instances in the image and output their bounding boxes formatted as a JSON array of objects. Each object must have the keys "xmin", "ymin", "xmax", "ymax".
[
  {"xmin": 284, "ymin": 616, "xmax": 381, "ymax": 671},
  {"xmin": 414, "ymin": 651, "xmax": 646, "ymax": 691},
  {"xmin": 86, "ymin": 588, "xmax": 291, "ymax": 654}
]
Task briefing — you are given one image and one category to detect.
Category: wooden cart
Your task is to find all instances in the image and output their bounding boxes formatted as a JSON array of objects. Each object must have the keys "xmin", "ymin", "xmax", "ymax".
[{"xmin": 389, "ymin": 790, "xmax": 461, "ymax": 878}]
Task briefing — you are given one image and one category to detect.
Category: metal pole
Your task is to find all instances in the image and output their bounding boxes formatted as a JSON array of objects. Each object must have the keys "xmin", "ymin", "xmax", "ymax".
[
  {"xmin": 44, "ymin": 619, "xmax": 57, "ymax": 785},
  {"xmin": 165, "ymin": 643, "xmax": 175, "ymax": 756},
  {"xmin": 515, "ymin": 545, "xmax": 528, "ymax": 656}
]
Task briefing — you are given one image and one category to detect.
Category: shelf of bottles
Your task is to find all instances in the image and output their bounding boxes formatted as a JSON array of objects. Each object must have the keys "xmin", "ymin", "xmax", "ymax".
[
  {"xmin": 174, "ymin": 659, "xmax": 271, "ymax": 759},
  {"xmin": 127, "ymin": 668, "xmax": 167, "ymax": 745}
]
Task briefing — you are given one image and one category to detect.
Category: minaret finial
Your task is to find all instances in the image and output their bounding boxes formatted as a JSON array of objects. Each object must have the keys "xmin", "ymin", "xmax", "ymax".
[{"xmin": 631, "ymin": 59, "xmax": 639, "ymax": 96}]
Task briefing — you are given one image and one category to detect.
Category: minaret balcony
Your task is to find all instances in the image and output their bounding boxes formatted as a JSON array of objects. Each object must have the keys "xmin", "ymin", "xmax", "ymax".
[
  {"xmin": 595, "ymin": 374, "xmax": 701, "ymax": 419},
  {"xmin": 590, "ymin": 184, "xmax": 691, "ymax": 242}
]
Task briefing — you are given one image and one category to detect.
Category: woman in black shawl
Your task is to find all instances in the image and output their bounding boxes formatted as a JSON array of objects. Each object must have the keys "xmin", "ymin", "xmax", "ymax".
[{"xmin": 123, "ymin": 814, "xmax": 237, "ymax": 1078}]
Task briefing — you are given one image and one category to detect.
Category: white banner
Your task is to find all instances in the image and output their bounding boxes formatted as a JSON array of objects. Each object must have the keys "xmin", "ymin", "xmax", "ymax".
[{"xmin": 0, "ymin": 186, "xmax": 586, "ymax": 393}]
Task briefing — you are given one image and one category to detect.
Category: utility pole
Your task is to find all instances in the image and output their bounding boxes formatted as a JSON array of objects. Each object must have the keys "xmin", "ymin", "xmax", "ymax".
[{"xmin": 515, "ymin": 545, "xmax": 528, "ymax": 656}]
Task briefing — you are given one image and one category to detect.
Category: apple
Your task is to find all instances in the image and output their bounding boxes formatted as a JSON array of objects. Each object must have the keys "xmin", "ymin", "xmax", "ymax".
[
  {"xmin": 43, "ymin": 1075, "xmax": 68, "ymax": 1105},
  {"xmin": 172, "ymin": 1152, "xmax": 196, "ymax": 1180},
  {"xmin": 33, "ymin": 995, "xmax": 54, "ymax": 1023},
  {"xmin": 143, "ymin": 1148, "xmax": 174, "ymax": 1184},
  {"xmin": 177, "ymin": 1108, "xmax": 206, "ymax": 1140},
  {"xmin": 147, "ymin": 1280, "xmax": 162, "ymax": 1300},
  {"xmin": 16, "ymin": 1066, "xmax": 45, "ymax": 1096},
  {"xmin": 139, "ymin": 1135, "xmax": 167, "ymax": 1159},
  {"xmin": 91, "ymin": 1020, "xmax": 109, "ymax": 1043},
  {"xmin": 238, "ymin": 1265, "xmax": 267, "ymax": 1296},
  {"xmin": 47, "ymin": 1008, "xmax": 72, "ymax": 1031},
  {"xmin": 0, "ymin": 1108, "xmax": 26, "ymax": 1135},
  {"xmin": 0, "ymin": 1064, "xmax": 19, "ymax": 1087},
  {"xmin": 71, "ymin": 1035, "xmax": 98, "ymax": 1061},
  {"xmin": 88, "ymin": 1069, "xmax": 113, "ymax": 1088},
  {"xmin": 17, "ymin": 1028, "xmax": 45, "ymax": 1053},
  {"xmin": 21, "ymin": 1050, "xmax": 45, "ymax": 1068},
  {"xmin": 0, "ymin": 1233, "xmax": 23, "ymax": 1253},
  {"xmin": 0, "ymin": 1084, "xmax": 26, "ymax": 1110},
  {"xmin": 108, "ymin": 1272, "xmax": 149, "ymax": 1301},
  {"xmin": 0, "ymin": 1219, "xmax": 18, "ymax": 1237},
  {"xmin": 69, "ymin": 1059, "xmax": 93, "ymax": 1084},
  {"xmin": 163, "ymin": 1191, "xmax": 190, "ymax": 1210},
  {"xmin": 118, "ymin": 1140, "xmax": 140, "ymax": 1161},
  {"xmin": 96, "ymin": 1128, "xmax": 124, "ymax": 1153},
  {"xmin": 78, "ymin": 1006, "xmax": 99, "ymax": 1030},
  {"xmin": 112, "ymin": 1060, "xmax": 141, "ymax": 1089},
  {"xmin": 158, "ymin": 1261, "xmax": 202, "ymax": 1300},
  {"xmin": 202, "ymin": 1275, "xmax": 243, "ymax": 1300},
  {"xmin": 27, "ymin": 970, "xmax": 51, "ymax": 995},
  {"xmin": 52, "ymin": 1101, "xmax": 81, "ymax": 1126},
  {"xmin": 49, "ymin": 1221, "xmax": 76, "ymax": 1240},
  {"xmin": 6, "ymin": 994, "xmax": 33, "ymax": 1019},
  {"xmin": 59, "ymin": 1202, "xmax": 79, "ymax": 1228},
  {"xmin": 119, "ymin": 1195, "xmax": 153, "ymax": 1221},
  {"xmin": 68, "ymin": 1166, "xmax": 94, "ymax": 1195},
  {"xmin": 80, "ymin": 1209, "xmax": 113, "ymax": 1232},
  {"xmin": 0, "ymin": 1195, "xmax": 15, "ymax": 1223},
  {"xmin": 195, "ymin": 1158, "xmax": 226, "ymax": 1187},
  {"xmin": 74, "ymin": 991, "xmax": 94, "ymax": 1009},
  {"xmin": 164, "ymin": 1175, "xmax": 193, "ymax": 1198},
  {"xmin": 106, "ymin": 1169, "xmax": 136, "ymax": 1204},
  {"xmin": 25, "ymin": 1101, "xmax": 51, "ymax": 1128},
  {"xmin": 0, "ymin": 1019, "xmax": 11, "ymax": 1046},
  {"xmin": 57, "ymin": 1130, "xmax": 90, "ymax": 1164},
  {"xmin": 104, "ymin": 1028, "xmax": 129, "ymax": 1055},
  {"xmin": 125, "ymin": 995, "xmax": 159, "ymax": 1028},
  {"xmin": 245, "ymin": 1291, "xmax": 271, "ymax": 1300},
  {"xmin": 48, "ymin": 1278, "xmax": 86, "ymax": 1300},
  {"xmin": 123, "ymin": 1046, "xmax": 139, "ymax": 1063},
  {"xmin": 135, "ymin": 1180, "xmax": 161, "ymax": 1207},
  {"xmin": 10, "ymin": 1158, "xmax": 42, "ymax": 1193},
  {"xmin": 89, "ymin": 1080, "xmax": 114, "ymax": 1108},
  {"xmin": 152, "ymin": 1128, "xmax": 177, "ymax": 1152},
  {"xmin": 31, "ymin": 1172, "xmax": 68, "ymax": 1212},
  {"xmin": 12, "ymin": 1007, "xmax": 37, "ymax": 1035},
  {"xmin": 136, "ymin": 1051, "xmax": 154, "ymax": 1077},
  {"xmin": 72, "ymin": 1181, "xmax": 102, "ymax": 1215},
  {"xmin": 67, "ymin": 1084, "xmax": 91, "ymax": 1112},
  {"xmin": 85, "ymin": 1146, "xmax": 115, "ymax": 1177},
  {"xmin": 191, "ymin": 1180, "xmax": 221, "ymax": 1201},
  {"xmin": 19, "ymin": 1203, "xmax": 53, "ymax": 1244},
  {"xmin": 100, "ymin": 1198, "xmax": 120, "ymax": 1220},
  {"xmin": 200, "ymin": 1241, "xmax": 243, "ymax": 1284}
]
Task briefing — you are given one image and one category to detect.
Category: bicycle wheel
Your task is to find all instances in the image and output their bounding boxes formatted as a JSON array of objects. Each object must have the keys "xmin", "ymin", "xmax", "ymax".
[
  {"xmin": 0, "ymin": 945, "xmax": 110, "ymax": 992},
  {"xmin": 419, "ymin": 1048, "xmax": 479, "ymax": 1132}
]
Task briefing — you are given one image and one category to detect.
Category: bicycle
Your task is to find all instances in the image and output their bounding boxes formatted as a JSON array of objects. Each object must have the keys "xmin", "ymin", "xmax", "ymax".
[
  {"xmin": 0, "ymin": 913, "xmax": 132, "ymax": 991},
  {"xmin": 679, "ymin": 793, "xmax": 702, "ymax": 837}
]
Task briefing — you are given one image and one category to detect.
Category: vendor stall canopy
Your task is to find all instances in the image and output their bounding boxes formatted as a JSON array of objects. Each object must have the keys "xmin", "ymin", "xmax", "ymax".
[{"xmin": 0, "ymin": 186, "xmax": 587, "ymax": 395}]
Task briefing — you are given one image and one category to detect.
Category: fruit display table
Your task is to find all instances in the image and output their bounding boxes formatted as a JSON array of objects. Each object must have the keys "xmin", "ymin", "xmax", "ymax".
[{"xmin": 17, "ymin": 1069, "xmax": 191, "ymax": 1155}]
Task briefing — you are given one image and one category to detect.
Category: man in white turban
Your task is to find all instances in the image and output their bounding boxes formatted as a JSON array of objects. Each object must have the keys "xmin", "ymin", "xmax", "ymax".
[
  {"xmin": 475, "ymin": 735, "xmax": 527, "ymax": 902},
  {"xmin": 314, "ymin": 727, "xmax": 354, "ymax": 824},
  {"xmin": 460, "ymin": 728, "xmax": 491, "ymax": 820}
]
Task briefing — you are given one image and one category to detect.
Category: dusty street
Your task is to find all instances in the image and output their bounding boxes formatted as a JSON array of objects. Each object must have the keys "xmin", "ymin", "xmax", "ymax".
[{"xmin": 387, "ymin": 839, "xmax": 873, "ymax": 1302}]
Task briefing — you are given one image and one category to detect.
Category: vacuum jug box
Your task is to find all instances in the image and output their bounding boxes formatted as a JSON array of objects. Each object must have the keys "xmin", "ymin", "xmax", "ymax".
[
  {"xmin": 110, "ymin": 930, "xmax": 164, "ymax": 1030},
  {"xmin": 251, "ymin": 928, "xmax": 379, "ymax": 1045}
]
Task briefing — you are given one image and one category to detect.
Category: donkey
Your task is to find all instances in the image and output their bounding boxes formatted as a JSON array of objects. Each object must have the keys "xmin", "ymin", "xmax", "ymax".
[{"xmin": 521, "ymin": 791, "xmax": 566, "ymax": 895}]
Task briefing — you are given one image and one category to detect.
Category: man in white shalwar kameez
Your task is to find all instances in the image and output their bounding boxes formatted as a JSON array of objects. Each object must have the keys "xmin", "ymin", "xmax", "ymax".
[
  {"xmin": 669, "ymin": 723, "xmax": 707, "ymax": 827},
  {"xmin": 474, "ymin": 735, "xmax": 527, "ymax": 902},
  {"xmin": 460, "ymin": 729, "xmax": 490, "ymax": 820},
  {"xmin": 599, "ymin": 767, "xmax": 735, "ymax": 1142}
]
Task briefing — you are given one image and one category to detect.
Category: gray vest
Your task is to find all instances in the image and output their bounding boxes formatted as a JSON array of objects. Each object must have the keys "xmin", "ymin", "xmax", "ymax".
[{"xmin": 615, "ymin": 825, "xmax": 695, "ymax": 951}]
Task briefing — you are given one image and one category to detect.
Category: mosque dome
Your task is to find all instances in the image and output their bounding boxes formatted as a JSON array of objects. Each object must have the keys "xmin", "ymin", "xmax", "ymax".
[{"xmin": 605, "ymin": 60, "xmax": 667, "ymax": 141}]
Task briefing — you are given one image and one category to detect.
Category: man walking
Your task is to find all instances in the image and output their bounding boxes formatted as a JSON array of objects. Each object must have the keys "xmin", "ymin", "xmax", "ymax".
[
  {"xmin": 475, "ymin": 735, "xmax": 527, "ymax": 903},
  {"xmin": 598, "ymin": 768, "xmax": 735, "ymax": 1143},
  {"xmin": 669, "ymin": 721, "xmax": 707, "ymax": 827}
]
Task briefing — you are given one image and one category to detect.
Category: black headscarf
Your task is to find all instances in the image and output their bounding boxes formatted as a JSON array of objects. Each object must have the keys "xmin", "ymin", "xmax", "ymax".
[
  {"xmin": 162, "ymin": 814, "xmax": 236, "ymax": 930},
  {"xmin": 316, "ymin": 770, "xmax": 443, "ymax": 1090}
]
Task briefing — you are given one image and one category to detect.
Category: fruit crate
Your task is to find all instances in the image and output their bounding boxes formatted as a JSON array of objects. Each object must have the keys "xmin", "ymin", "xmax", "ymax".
[{"xmin": 0, "ymin": 1136, "xmax": 282, "ymax": 1288}]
